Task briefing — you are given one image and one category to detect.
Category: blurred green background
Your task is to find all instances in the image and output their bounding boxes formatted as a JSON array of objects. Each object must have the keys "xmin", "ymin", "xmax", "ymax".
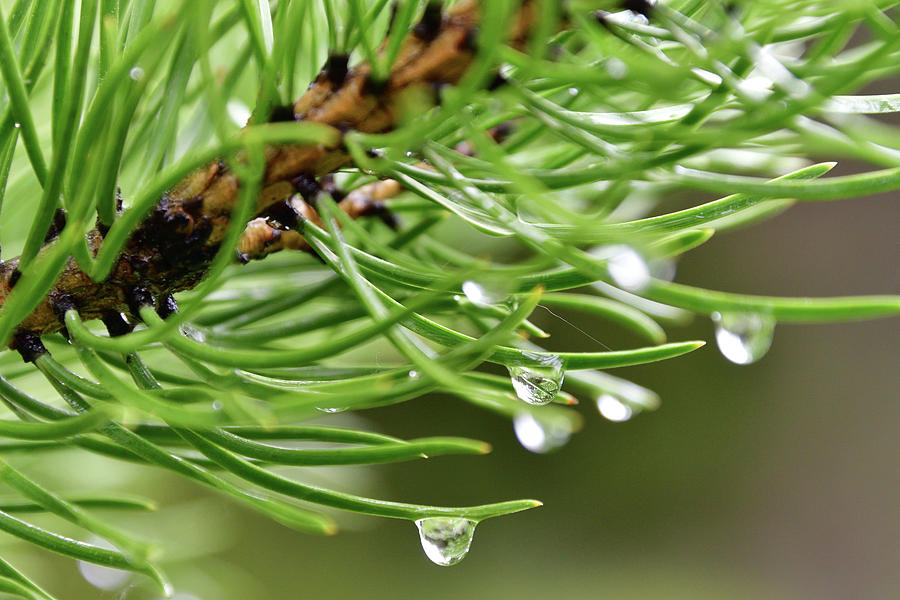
[{"xmin": 1, "ymin": 189, "xmax": 895, "ymax": 600}]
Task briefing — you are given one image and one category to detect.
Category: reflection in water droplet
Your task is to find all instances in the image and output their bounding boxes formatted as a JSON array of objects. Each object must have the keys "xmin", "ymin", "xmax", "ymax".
[
  {"xmin": 513, "ymin": 413, "xmax": 571, "ymax": 453},
  {"xmin": 461, "ymin": 277, "xmax": 510, "ymax": 308},
  {"xmin": 415, "ymin": 517, "xmax": 477, "ymax": 566},
  {"xmin": 129, "ymin": 66, "xmax": 144, "ymax": 81},
  {"xmin": 606, "ymin": 245, "xmax": 651, "ymax": 291},
  {"xmin": 597, "ymin": 394, "xmax": 633, "ymax": 422},
  {"xmin": 77, "ymin": 538, "xmax": 132, "ymax": 591},
  {"xmin": 712, "ymin": 311, "xmax": 775, "ymax": 365},
  {"xmin": 508, "ymin": 355, "xmax": 565, "ymax": 406}
]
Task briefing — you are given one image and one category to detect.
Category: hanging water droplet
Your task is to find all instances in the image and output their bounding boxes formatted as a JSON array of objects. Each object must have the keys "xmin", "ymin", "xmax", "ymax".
[
  {"xmin": 461, "ymin": 277, "xmax": 510, "ymax": 308},
  {"xmin": 606, "ymin": 245, "xmax": 651, "ymax": 292},
  {"xmin": 415, "ymin": 517, "xmax": 477, "ymax": 566},
  {"xmin": 597, "ymin": 394, "xmax": 633, "ymax": 422},
  {"xmin": 77, "ymin": 538, "xmax": 132, "ymax": 591},
  {"xmin": 129, "ymin": 66, "xmax": 144, "ymax": 81},
  {"xmin": 711, "ymin": 311, "xmax": 775, "ymax": 365},
  {"xmin": 513, "ymin": 413, "xmax": 571, "ymax": 453},
  {"xmin": 508, "ymin": 354, "xmax": 565, "ymax": 406}
]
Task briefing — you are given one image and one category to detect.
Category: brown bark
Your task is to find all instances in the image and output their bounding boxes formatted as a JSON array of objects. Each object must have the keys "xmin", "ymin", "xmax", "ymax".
[{"xmin": 1, "ymin": 1, "xmax": 534, "ymax": 345}]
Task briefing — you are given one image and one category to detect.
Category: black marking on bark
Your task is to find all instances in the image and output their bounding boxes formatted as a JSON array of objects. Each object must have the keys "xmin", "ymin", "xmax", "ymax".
[
  {"xmin": 127, "ymin": 286, "xmax": 155, "ymax": 317},
  {"xmin": 621, "ymin": 0, "xmax": 654, "ymax": 19},
  {"xmin": 157, "ymin": 295, "xmax": 179, "ymax": 320},
  {"xmin": 322, "ymin": 54, "xmax": 350, "ymax": 86},
  {"xmin": 44, "ymin": 209, "xmax": 67, "ymax": 243},
  {"xmin": 488, "ymin": 72, "xmax": 508, "ymax": 91},
  {"xmin": 414, "ymin": 2, "xmax": 443, "ymax": 41},
  {"xmin": 362, "ymin": 75, "xmax": 389, "ymax": 98},
  {"xmin": 264, "ymin": 200, "xmax": 302, "ymax": 230},
  {"xmin": 269, "ymin": 104, "xmax": 297, "ymax": 122},
  {"xmin": 12, "ymin": 332, "xmax": 46, "ymax": 363},
  {"xmin": 102, "ymin": 310, "xmax": 134, "ymax": 337},
  {"xmin": 290, "ymin": 173, "xmax": 320, "ymax": 200}
]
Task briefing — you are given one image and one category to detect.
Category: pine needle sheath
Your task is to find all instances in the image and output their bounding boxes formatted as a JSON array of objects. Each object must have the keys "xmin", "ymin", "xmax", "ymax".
[{"xmin": 0, "ymin": 0, "xmax": 534, "ymax": 345}]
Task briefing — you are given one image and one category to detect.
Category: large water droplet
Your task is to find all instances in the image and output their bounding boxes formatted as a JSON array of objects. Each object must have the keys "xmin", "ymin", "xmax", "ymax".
[
  {"xmin": 508, "ymin": 355, "xmax": 565, "ymax": 406},
  {"xmin": 129, "ymin": 66, "xmax": 144, "ymax": 81},
  {"xmin": 77, "ymin": 538, "xmax": 132, "ymax": 590},
  {"xmin": 415, "ymin": 517, "xmax": 477, "ymax": 566},
  {"xmin": 513, "ymin": 413, "xmax": 571, "ymax": 453},
  {"xmin": 597, "ymin": 394, "xmax": 633, "ymax": 422},
  {"xmin": 461, "ymin": 277, "xmax": 510, "ymax": 308},
  {"xmin": 712, "ymin": 311, "xmax": 775, "ymax": 365},
  {"xmin": 606, "ymin": 245, "xmax": 651, "ymax": 291}
]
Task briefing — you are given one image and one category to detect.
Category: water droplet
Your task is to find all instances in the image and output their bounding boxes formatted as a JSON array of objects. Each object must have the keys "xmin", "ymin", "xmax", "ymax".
[
  {"xmin": 315, "ymin": 406, "xmax": 345, "ymax": 414},
  {"xmin": 179, "ymin": 324, "xmax": 206, "ymax": 343},
  {"xmin": 568, "ymin": 87, "xmax": 579, "ymax": 96},
  {"xmin": 461, "ymin": 278, "xmax": 510, "ymax": 308},
  {"xmin": 606, "ymin": 245, "xmax": 651, "ymax": 292},
  {"xmin": 513, "ymin": 413, "xmax": 571, "ymax": 453},
  {"xmin": 129, "ymin": 66, "xmax": 144, "ymax": 81},
  {"xmin": 508, "ymin": 355, "xmax": 565, "ymax": 406},
  {"xmin": 452, "ymin": 294, "xmax": 462, "ymax": 302},
  {"xmin": 605, "ymin": 58, "xmax": 627, "ymax": 79},
  {"xmin": 77, "ymin": 538, "xmax": 132, "ymax": 590},
  {"xmin": 211, "ymin": 400, "xmax": 224, "ymax": 412},
  {"xmin": 13, "ymin": 122, "xmax": 20, "ymax": 129},
  {"xmin": 597, "ymin": 394, "xmax": 633, "ymax": 422},
  {"xmin": 226, "ymin": 99, "xmax": 251, "ymax": 127},
  {"xmin": 408, "ymin": 370, "xmax": 419, "ymax": 379},
  {"xmin": 650, "ymin": 257, "xmax": 677, "ymax": 282},
  {"xmin": 415, "ymin": 517, "xmax": 477, "ymax": 566},
  {"xmin": 711, "ymin": 311, "xmax": 775, "ymax": 365}
]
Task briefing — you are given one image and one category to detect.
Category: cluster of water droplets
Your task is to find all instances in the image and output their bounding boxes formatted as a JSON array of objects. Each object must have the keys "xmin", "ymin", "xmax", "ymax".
[
  {"xmin": 507, "ymin": 354, "xmax": 565, "ymax": 406},
  {"xmin": 711, "ymin": 311, "xmax": 775, "ymax": 365},
  {"xmin": 415, "ymin": 517, "xmax": 477, "ymax": 566}
]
